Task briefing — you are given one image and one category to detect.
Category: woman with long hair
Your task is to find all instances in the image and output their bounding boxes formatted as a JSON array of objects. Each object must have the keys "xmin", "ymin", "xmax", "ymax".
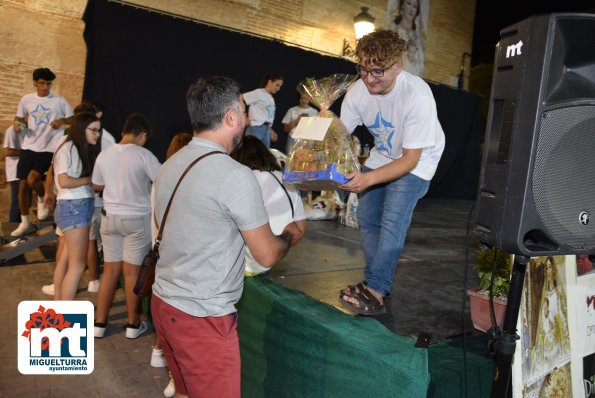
[
  {"xmin": 231, "ymin": 135, "xmax": 306, "ymax": 275},
  {"xmin": 53, "ymin": 112, "xmax": 100, "ymax": 300}
]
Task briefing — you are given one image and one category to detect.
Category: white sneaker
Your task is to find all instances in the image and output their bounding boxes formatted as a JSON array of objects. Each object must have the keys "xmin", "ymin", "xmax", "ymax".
[
  {"xmin": 87, "ymin": 279, "xmax": 100, "ymax": 293},
  {"xmin": 151, "ymin": 347, "xmax": 167, "ymax": 367},
  {"xmin": 41, "ymin": 284, "xmax": 55, "ymax": 295},
  {"xmin": 37, "ymin": 203, "xmax": 49, "ymax": 221},
  {"xmin": 125, "ymin": 320, "xmax": 148, "ymax": 339},
  {"xmin": 163, "ymin": 375, "xmax": 176, "ymax": 398},
  {"xmin": 10, "ymin": 223, "xmax": 33, "ymax": 237},
  {"xmin": 94, "ymin": 322, "xmax": 107, "ymax": 338}
]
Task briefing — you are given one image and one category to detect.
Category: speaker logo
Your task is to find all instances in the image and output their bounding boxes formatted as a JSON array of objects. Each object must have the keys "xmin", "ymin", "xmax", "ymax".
[
  {"xmin": 580, "ymin": 212, "xmax": 590, "ymax": 226},
  {"xmin": 505, "ymin": 40, "xmax": 524, "ymax": 58},
  {"xmin": 17, "ymin": 301, "xmax": 94, "ymax": 374}
]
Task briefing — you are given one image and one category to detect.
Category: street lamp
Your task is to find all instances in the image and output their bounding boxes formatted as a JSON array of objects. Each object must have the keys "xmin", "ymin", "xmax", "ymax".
[{"xmin": 343, "ymin": 6, "xmax": 375, "ymax": 58}]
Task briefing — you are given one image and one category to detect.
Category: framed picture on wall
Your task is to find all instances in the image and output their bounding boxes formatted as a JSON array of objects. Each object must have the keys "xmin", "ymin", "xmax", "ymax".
[{"xmin": 386, "ymin": 0, "xmax": 430, "ymax": 77}]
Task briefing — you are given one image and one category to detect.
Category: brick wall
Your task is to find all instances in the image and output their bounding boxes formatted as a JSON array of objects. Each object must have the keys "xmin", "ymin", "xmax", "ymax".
[{"xmin": 0, "ymin": 0, "xmax": 476, "ymax": 223}]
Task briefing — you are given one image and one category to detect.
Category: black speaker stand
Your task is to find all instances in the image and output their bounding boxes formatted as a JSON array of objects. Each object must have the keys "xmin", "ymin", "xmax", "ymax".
[{"xmin": 490, "ymin": 254, "xmax": 530, "ymax": 398}]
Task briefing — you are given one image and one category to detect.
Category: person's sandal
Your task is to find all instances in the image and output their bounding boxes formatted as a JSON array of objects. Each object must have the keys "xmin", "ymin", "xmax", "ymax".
[
  {"xmin": 338, "ymin": 281, "xmax": 367, "ymax": 299},
  {"xmin": 339, "ymin": 287, "xmax": 386, "ymax": 316}
]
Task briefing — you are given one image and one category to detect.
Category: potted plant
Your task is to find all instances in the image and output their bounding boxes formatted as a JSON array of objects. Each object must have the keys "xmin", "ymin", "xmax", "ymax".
[{"xmin": 468, "ymin": 246, "xmax": 512, "ymax": 332}]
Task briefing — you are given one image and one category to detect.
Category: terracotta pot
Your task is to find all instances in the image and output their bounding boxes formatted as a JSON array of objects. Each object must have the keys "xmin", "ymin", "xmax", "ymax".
[{"xmin": 467, "ymin": 288, "xmax": 507, "ymax": 332}]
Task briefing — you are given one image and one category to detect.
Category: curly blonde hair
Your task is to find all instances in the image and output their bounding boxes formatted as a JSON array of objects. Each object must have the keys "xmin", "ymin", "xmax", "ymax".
[{"xmin": 355, "ymin": 29, "xmax": 407, "ymax": 68}]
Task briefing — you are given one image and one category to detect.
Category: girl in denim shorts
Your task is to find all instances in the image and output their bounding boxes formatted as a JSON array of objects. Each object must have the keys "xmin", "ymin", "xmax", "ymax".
[{"xmin": 52, "ymin": 112, "xmax": 100, "ymax": 299}]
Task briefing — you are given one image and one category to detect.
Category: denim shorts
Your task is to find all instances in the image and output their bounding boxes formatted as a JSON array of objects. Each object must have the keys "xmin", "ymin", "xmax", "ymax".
[{"xmin": 54, "ymin": 198, "xmax": 95, "ymax": 233}]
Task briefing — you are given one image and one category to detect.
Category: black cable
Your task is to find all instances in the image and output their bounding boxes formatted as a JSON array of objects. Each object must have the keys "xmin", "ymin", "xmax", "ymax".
[{"xmin": 461, "ymin": 201, "xmax": 476, "ymax": 398}]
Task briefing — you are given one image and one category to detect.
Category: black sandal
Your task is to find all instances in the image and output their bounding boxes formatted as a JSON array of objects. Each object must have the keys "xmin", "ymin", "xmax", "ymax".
[
  {"xmin": 339, "ymin": 287, "xmax": 386, "ymax": 316},
  {"xmin": 338, "ymin": 281, "xmax": 367, "ymax": 299}
]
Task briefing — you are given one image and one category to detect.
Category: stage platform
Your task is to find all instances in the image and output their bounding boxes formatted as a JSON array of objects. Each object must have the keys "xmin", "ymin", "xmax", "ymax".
[{"xmin": 0, "ymin": 198, "xmax": 495, "ymax": 397}]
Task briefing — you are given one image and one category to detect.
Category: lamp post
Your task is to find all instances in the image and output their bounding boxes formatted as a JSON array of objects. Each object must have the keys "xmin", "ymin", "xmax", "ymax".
[
  {"xmin": 354, "ymin": 6, "xmax": 375, "ymax": 40},
  {"xmin": 343, "ymin": 6, "xmax": 375, "ymax": 58}
]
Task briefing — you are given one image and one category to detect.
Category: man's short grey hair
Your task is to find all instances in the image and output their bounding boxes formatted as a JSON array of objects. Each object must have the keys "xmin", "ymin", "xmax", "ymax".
[{"xmin": 186, "ymin": 76, "xmax": 241, "ymax": 133}]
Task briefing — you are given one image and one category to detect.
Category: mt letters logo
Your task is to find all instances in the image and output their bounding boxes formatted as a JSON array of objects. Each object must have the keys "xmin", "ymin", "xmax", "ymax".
[{"xmin": 18, "ymin": 301, "xmax": 94, "ymax": 374}]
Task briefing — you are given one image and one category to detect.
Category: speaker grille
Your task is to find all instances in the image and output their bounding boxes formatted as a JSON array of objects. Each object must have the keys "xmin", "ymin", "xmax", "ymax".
[{"xmin": 533, "ymin": 106, "xmax": 595, "ymax": 250}]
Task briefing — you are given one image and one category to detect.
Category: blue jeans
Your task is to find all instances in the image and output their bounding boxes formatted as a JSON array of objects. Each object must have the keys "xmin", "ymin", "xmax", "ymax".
[
  {"xmin": 357, "ymin": 169, "xmax": 430, "ymax": 296},
  {"xmin": 246, "ymin": 124, "xmax": 270, "ymax": 147},
  {"xmin": 54, "ymin": 198, "xmax": 94, "ymax": 232}
]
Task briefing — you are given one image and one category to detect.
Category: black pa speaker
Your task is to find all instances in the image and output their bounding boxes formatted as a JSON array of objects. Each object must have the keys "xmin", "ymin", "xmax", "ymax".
[{"xmin": 474, "ymin": 13, "xmax": 595, "ymax": 257}]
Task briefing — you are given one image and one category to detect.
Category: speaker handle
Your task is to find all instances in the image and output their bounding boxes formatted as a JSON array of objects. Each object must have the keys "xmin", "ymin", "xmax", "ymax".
[{"xmin": 490, "ymin": 254, "xmax": 530, "ymax": 398}]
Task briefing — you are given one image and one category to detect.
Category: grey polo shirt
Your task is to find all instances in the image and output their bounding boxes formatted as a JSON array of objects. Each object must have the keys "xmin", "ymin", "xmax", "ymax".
[{"xmin": 152, "ymin": 138, "xmax": 268, "ymax": 317}]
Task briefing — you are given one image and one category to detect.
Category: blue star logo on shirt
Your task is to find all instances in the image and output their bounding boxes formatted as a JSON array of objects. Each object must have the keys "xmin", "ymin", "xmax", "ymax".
[
  {"xmin": 31, "ymin": 103, "xmax": 52, "ymax": 126},
  {"xmin": 267, "ymin": 105, "xmax": 275, "ymax": 120},
  {"xmin": 366, "ymin": 112, "xmax": 395, "ymax": 153}
]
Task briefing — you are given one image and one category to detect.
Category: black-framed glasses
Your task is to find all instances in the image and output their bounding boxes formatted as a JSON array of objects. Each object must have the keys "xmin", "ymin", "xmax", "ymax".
[
  {"xmin": 87, "ymin": 127, "xmax": 102, "ymax": 135},
  {"xmin": 356, "ymin": 62, "xmax": 397, "ymax": 78}
]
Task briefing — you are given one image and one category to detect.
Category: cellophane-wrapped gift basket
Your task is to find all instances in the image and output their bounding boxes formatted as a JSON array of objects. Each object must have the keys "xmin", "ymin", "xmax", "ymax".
[{"xmin": 282, "ymin": 74, "xmax": 360, "ymax": 191}]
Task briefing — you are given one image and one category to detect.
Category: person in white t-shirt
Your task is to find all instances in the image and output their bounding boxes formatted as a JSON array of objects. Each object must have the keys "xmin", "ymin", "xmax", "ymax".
[
  {"xmin": 281, "ymin": 91, "xmax": 319, "ymax": 155},
  {"xmin": 338, "ymin": 29, "xmax": 445, "ymax": 316},
  {"xmin": 92, "ymin": 113, "xmax": 161, "ymax": 340},
  {"xmin": 77, "ymin": 101, "xmax": 115, "ymax": 292},
  {"xmin": 3, "ymin": 126, "xmax": 26, "ymax": 223},
  {"xmin": 41, "ymin": 101, "xmax": 116, "ymax": 297},
  {"xmin": 52, "ymin": 112, "xmax": 100, "ymax": 300},
  {"xmin": 11, "ymin": 68, "xmax": 73, "ymax": 236},
  {"xmin": 244, "ymin": 73, "xmax": 283, "ymax": 148},
  {"xmin": 230, "ymin": 135, "xmax": 307, "ymax": 275}
]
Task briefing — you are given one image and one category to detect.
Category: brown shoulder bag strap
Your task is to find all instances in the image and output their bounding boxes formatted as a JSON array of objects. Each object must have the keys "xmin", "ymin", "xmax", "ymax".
[{"xmin": 154, "ymin": 150, "xmax": 224, "ymax": 247}]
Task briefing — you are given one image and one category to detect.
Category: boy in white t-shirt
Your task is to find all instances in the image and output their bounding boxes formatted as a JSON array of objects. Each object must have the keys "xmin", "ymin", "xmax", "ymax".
[
  {"xmin": 281, "ymin": 91, "xmax": 319, "ymax": 154},
  {"xmin": 338, "ymin": 29, "xmax": 445, "ymax": 316},
  {"xmin": 3, "ymin": 126, "xmax": 26, "ymax": 223},
  {"xmin": 11, "ymin": 67, "xmax": 73, "ymax": 236},
  {"xmin": 92, "ymin": 113, "xmax": 161, "ymax": 340},
  {"xmin": 244, "ymin": 73, "xmax": 283, "ymax": 148}
]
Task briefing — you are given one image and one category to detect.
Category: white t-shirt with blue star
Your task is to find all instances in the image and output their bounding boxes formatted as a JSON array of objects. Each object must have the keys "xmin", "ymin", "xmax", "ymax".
[
  {"xmin": 16, "ymin": 92, "xmax": 73, "ymax": 153},
  {"xmin": 340, "ymin": 71, "xmax": 445, "ymax": 181}
]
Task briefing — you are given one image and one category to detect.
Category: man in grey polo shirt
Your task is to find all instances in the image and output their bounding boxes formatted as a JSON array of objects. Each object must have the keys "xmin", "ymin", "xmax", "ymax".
[{"xmin": 151, "ymin": 75, "xmax": 301, "ymax": 398}]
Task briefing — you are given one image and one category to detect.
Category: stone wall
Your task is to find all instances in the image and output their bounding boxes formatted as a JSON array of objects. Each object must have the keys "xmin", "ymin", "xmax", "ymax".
[{"xmin": 0, "ymin": 0, "xmax": 475, "ymax": 223}]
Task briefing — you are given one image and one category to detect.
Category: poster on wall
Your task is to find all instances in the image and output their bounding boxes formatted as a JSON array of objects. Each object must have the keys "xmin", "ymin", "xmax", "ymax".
[
  {"xmin": 386, "ymin": 0, "xmax": 430, "ymax": 77},
  {"xmin": 575, "ymin": 266, "xmax": 595, "ymax": 398},
  {"xmin": 511, "ymin": 255, "xmax": 595, "ymax": 397}
]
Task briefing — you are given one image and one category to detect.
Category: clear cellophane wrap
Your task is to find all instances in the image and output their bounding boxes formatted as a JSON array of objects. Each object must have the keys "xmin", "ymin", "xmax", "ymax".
[{"xmin": 283, "ymin": 74, "xmax": 360, "ymax": 191}]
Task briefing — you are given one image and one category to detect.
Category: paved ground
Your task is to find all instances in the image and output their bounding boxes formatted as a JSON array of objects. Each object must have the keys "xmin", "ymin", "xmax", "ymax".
[
  {"xmin": 0, "ymin": 198, "xmax": 480, "ymax": 397},
  {"xmin": 0, "ymin": 237, "xmax": 168, "ymax": 398}
]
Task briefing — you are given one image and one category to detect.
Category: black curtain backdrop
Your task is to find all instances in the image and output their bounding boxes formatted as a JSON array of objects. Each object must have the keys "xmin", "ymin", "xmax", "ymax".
[{"xmin": 82, "ymin": 0, "xmax": 481, "ymax": 199}]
